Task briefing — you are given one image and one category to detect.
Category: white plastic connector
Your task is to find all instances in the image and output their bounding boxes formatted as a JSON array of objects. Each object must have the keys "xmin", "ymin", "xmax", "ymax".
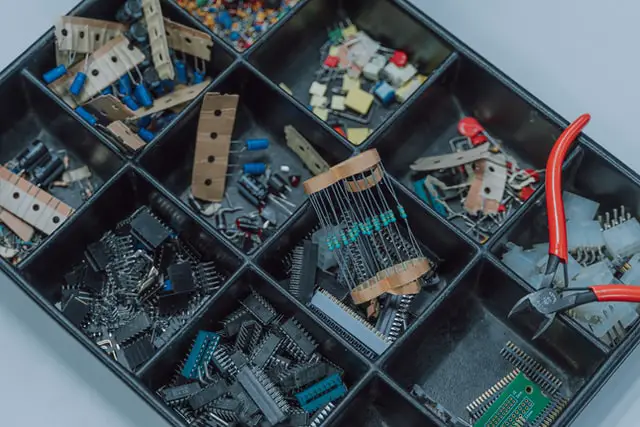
[
  {"xmin": 603, "ymin": 218, "xmax": 640, "ymax": 258},
  {"xmin": 566, "ymin": 220, "xmax": 605, "ymax": 251},
  {"xmin": 502, "ymin": 243, "xmax": 538, "ymax": 280},
  {"xmin": 563, "ymin": 191, "xmax": 600, "ymax": 221},
  {"xmin": 382, "ymin": 62, "xmax": 417, "ymax": 88}
]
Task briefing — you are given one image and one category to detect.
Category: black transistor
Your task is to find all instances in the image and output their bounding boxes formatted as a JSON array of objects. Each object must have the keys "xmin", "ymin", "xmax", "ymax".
[
  {"xmin": 241, "ymin": 291, "xmax": 277, "ymax": 325},
  {"xmin": 250, "ymin": 332, "xmax": 283, "ymax": 368},
  {"xmin": 167, "ymin": 262, "xmax": 195, "ymax": 294},
  {"xmin": 130, "ymin": 209, "xmax": 172, "ymax": 249},
  {"xmin": 280, "ymin": 318, "xmax": 318, "ymax": 360},
  {"xmin": 63, "ymin": 296, "xmax": 90, "ymax": 328},
  {"xmin": 121, "ymin": 336, "xmax": 154, "ymax": 370},
  {"xmin": 161, "ymin": 382, "xmax": 202, "ymax": 404},
  {"xmin": 114, "ymin": 312, "xmax": 151, "ymax": 344}
]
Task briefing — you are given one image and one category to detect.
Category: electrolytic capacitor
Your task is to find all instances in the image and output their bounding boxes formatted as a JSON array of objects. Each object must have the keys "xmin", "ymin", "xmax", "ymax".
[
  {"xmin": 143, "ymin": 67, "xmax": 162, "ymax": 95},
  {"xmin": 15, "ymin": 141, "xmax": 49, "ymax": 172},
  {"xmin": 162, "ymin": 79, "xmax": 175, "ymax": 93},
  {"xmin": 43, "ymin": 64, "xmax": 67, "ymax": 84},
  {"xmin": 156, "ymin": 113, "xmax": 178, "ymax": 131},
  {"xmin": 230, "ymin": 139, "xmax": 269, "ymax": 153},
  {"xmin": 118, "ymin": 74, "xmax": 132, "ymax": 96},
  {"xmin": 115, "ymin": 0, "xmax": 143, "ymax": 23},
  {"xmin": 76, "ymin": 106, "xmax": 97, "ymax": 126},
  {"xmin": 238, "ymin": 174, "xmax": 268, "ymax": 201},
  {"xmin": 174, "ymin": 60, "xmax": 188, "ymax": 85},
  {"xmin": 122, "ymin": 95, "xmax": 140, "ymax": 111},
  {"xmin": 138, "ymin": 128, "xmax": 155, "ymax": 142},
  {"xmin": 134, "ymin": 83, "xmax": 153, "ymax": 108},
  {"xmin": 69, "ymin": 54, "xmax": 91, "ymax": 96},
  {"xmin": 268, "ymin": 174, "xmax": 285, "ymax": 194},
  {"xmin": 236, "ymin": 217, "xmax": 261, "ymax": 233},
  {"xmin": 242, "ymin": 162, "xmax": 266, "ymax": 175},
  {"xmin": 137, "ymin": 116, "xmax": 152, "ymax": 129},
  {"xmin": 192, "ymin": 70, "xmax": 206, "ymax": 85},
  {"xmin": 101, "ymin": 86, "xmax": 114, "ymax": 95},
  {"xmin": 32, "ymin": 155, "xmax": 65, "ymax": 187},
  {"xmin": 128, "ymin": 20, "xmax": 148, "ymax": 44}
]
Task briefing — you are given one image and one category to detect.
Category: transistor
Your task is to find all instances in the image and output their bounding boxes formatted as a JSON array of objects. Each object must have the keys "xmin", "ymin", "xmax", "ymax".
[
  {"xmin": 161, "ymin": 382, "xmax": 202, "ymax": 404},
  {"xmin": 279, "ymin": 318, "xmax": 318, "ymax": 360},
  {"xmin": 130, "ymin": 208, "xmax": 172, "ymax": 249},
  {"xmin": 241, "ymin": 291, "xmax": 277, "ymax": 325}
]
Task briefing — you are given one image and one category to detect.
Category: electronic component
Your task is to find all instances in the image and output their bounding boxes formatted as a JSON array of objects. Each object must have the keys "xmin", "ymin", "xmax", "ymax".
[
  {"xmin": 500, "ymin": 341, "xmax": 562, "ymax": 395},
  {"xmin": 114, "ymin": 312, "xmax": 151, "ymax": 344},
  {"xmin": 130, "ymin": 208, "xmax": 171, "ymax": 250},
  {"xmin": 309, "ymin": 289, "xmax": 391, "ymax": 358},
  {"xmin": 188, "ymin": 377, "xmax": 228, "ymax": 411},
  {"xmin": 120, "ymin": 336, "xmax": 154, "ymax": 370},
  {"xmin": 62, "ymin": 296, "xmax": 90, "ymax": 328},
  {"xmin": 277, "ymin": 363, "xmax": 330, "ymax": 393},
  {"xmin": 221, "ymin": 308, "xmax": 253, "ymax": 337},
  {"xmin": 250, "ymin": 332, "xmax": 283, "ymax": 368},
  {"xmin": 279, "ymin": 318, "xmax": 318, "ymax": 360},
  {"xmin": 141, "ymin": 0, "xmax": 174, "ymax": 80},
  {"xmin": 466, "ymin": 370, "xmax": 519, "ymax": 422},
  {"xmin": 295, "ymin": 373, "xmax": 347, "ymax": 413},
  {"xmin": 167, "ymin": 262, "xmax": 195, "ymax": 294},
  {"xmin": 182, "ymin": 330, "xmax": 220, "ymax": 379},
  {"xmin": 237, "ymin": 366, "xmax": 290, "ymax": 426},
  {"xmin": 284, "ymin": 125, "xmax": 330, "ymax": 176},
  {"xmin": 161, "ymin": 382, "xmax": 202, "ymax": 404},
  {"xmin": 235, "ymin": 320, "xmax": 262, "ymax": 354},
  {"xmin": 241, "ymin": 291, "xmax": 277, "ymax": 325},
  {"xmin": 473, "ymin": 372, "xmax": 550, "ymax": 427},
  {"xmin": 344, "ymin": 86, "xmax": 374, "ymax": 115},
  {"xmin": 85, "ymin": 241, "xmax": 110, "ymax": 271}
]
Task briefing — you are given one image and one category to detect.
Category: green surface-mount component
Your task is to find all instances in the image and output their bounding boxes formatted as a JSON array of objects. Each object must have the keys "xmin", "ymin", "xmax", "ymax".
[{"xmin": 474, "ymin": 372, "xmax": 550, "ymax": 427}]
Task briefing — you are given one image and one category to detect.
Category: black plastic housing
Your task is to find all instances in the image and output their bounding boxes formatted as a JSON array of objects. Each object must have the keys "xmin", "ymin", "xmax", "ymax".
[{"xmin": 0, "ymin": 0, "xmax": 635, "ymax": 426}]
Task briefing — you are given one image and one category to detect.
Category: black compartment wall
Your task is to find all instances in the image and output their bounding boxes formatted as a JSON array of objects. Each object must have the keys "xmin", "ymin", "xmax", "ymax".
[{"xmin": 0, "ymin": 0, "xmax": 638, "ymax": 426}]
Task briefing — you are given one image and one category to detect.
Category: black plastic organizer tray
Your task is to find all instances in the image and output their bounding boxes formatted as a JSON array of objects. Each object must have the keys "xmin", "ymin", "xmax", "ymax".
[{"xmin": 1, "ymin": 0, "xmax": 638, "ymax": 426}]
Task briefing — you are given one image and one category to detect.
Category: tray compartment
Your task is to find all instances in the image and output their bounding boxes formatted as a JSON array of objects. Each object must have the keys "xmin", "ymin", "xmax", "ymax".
[
  {"xmin": 23, "ymin": 0, "xmax": 236, "ymax": 152},
  {"xmin": 333, "ymin": 375, "xmax": 438, "ymax": 427},
  {"xmin": 370, "ymin": 55, "xmax": 567, "ymax": 243},
  {"xmin": 20, "ymin": 167, "xmax": 243, "ymax": 371},
  {"xmin": 493, "ymin": 144, "xmax": 640, "ymax": 348},
  {"xmin": 383, "ymin": 258, "xmax": 607, "ymax": 423},
  {"xmin": 140, "ymin": 268, "xmax": 369, "ymax": 425},
  {"xmin": 256, "ymin": 181, "xmax": 477, "ymax": 358},
  {"xmin": 249, "ymin": 0, "xmax": 454, "ymax": 145},
  {"xmin": 140, "ymin": 65, "xmax": 353, "ymax": 254},
  {"xmin": 0, "ymin": 70, "xmax": 123, "ymax": 265}
]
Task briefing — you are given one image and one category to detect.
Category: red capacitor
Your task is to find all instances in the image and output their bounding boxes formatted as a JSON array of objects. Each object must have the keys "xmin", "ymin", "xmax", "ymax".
[
  {"xmin": 333, "ymin": 126, "xmax": 346, "ymax": 137},
  {"xmin": 390, "ymin": 50, "xmax": 408, "ymax": 67},
  {"xmin": 324, "ymin": 55, "xmax": 339, "ymax": 68},
  {"xmin": 519, "ymin": 186, "xmax": 535, "ymax": 201},
  {"xmin": 458, "ymin": 117, "xmax": 484, "ymax": 138},
  {"xmin": 289, "ymin": 175, "xmax": 300, "ymax": 187}
]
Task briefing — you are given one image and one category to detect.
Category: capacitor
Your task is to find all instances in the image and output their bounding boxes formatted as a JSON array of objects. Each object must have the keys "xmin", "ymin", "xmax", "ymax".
[
  {"xmin": 271, "ymin": 173, "xmax": 291, "ymax": 192},
  {"xmin": 162, "ymin": 79, "xmax": 175, "ymax": 93},
  {"xmin": 69, "ymin": 54, "xmax": 91, "ymax": 96},
  {"xmin": 156, "ymin": 113, "xmax": 178, "ymax": 131},
  {"xmin": 138, "ymin": 128, "xmax": 155, "ymax": 142},
  {"xmin": 134, "ymin": 83, "xmax": 153, "ymax": 108},
  {"xmin": 242, "ymin": 162, "xmax": 266, "ymax": 175},
  {"xmin": 122, "ymin": 95, "xmax": 140, "ymax": 111},
  {"xmin": 137, "ymin": 116, "xmax": 152, "ymax": 129},
  {"xmin": 32, "ymin": 155, "xmax": 65, "ymax": 187},
  {"xmin": 15, "ymin": 141, "xmax": 49, "ymax": 172},
  {"xmin": 43, "ymin": 65, "xmax": 67, "ymax": 84},
  {"xmin": 237, "ymin": 185, "xmax": 262, "ymax": 208},
  {"xmin": 101, "ymin": 86, "xmax": 114, "ymax": 95},
  {"xmin": 238, "ymin": 174, "xmax": 268, "ymax": 201},
  {"xmin": 118, "ymin": 74, "xmax": 132, "ymax": 96},
  {"xmin": 174, "ymin": 60, "xmax": 188, "ymax": 85},
  {"xmin": 143, "ymin": 67, "xmax": 162, "ymax": 95},
  {"xmin": 192, "ymin": 70, "xmax": 206, "ymax": 85},
  {"xmin": 216, "ymin": 11, "xmax": 233, "ymax": 29},
  {"xmin": 267, "ymin": 174, "xmax": 285, "ymax": 194},
  {"xmin": 128, "ymin": 20, "xmax": 148, "ymax": 44},
  {"xmin": 76, "ymin": 106, "xmax": 97, "ymax": 126},
  {"xmin": 115, "ymin": 0, "xmax": 143, "ymax": 23}
]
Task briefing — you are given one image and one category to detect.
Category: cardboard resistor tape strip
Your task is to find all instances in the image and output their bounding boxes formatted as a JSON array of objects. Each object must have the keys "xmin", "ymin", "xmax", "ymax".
[
  {"xmin": 0, "ymin": 208, "xmax": 35, "ymax": 242},
  {"xmin": 107, "ymin": 121, "xmax": 147, "ymax": 151},
  {"xmin": 84, "ymin": 95, "xmax": 135, "ymax": 122},
  {"xmin": 284, "ymin": 125, "xmax": 330, "ymax": 176},
  {"xmin": 350, "ymin": 257, "xmax": 431, "ymax": 304},
  {"xmin": 303, "ymin": 149, "xmax": 381, "ymax": 195},
  {"xmin": 344, "ymin": 165, "xmax": 383, "ymax": 193},
  {"xmin": 55, "ymin": 17, "xmax": 126, "ymax": 53},
  {"xmin": 387, "ymin": 280, "xmax": 421, "ymax": 295},
  {"xmin": 131, "ymin": 79, "xmax": 211, "ymax": 118},
  {"xmin": 0, "ymin": 166, "xmax": 73, "ymax": 235},
  {"xmin": 164, "ymin": 18, "xmax": 213, "ymax": 61},
  {"xmin": 479, "ymin": 154, "xmax": 507, "ymax": 214},
  {"xmin": 142, "ymin": 0, "xmax": 175, "ymax": 80},
  {"xmin": 191, "ymin": 93, "xmax": 239, "ymax": 202},
  {"xmin": 48, "ymin": 35, "xmax": 145, "ymax": 105}
]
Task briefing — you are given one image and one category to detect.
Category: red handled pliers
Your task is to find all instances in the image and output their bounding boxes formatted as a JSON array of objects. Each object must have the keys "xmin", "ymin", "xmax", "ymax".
[{"xmin": 508, "ymin": 114, "xmax": 640, "ymax": 339}]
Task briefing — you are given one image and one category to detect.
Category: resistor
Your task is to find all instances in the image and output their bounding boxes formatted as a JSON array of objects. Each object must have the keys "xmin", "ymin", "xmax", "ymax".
[
  {"xmin": 237, "ymin": 185, "xmax": 263, "ymax": 208},
  {"xmin": 236, "ymin": 217, "xmax": 261, "ymax": 234}
]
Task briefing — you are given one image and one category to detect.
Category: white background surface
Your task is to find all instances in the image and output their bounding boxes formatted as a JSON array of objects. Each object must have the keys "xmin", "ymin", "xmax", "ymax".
[{"xmin": 0, "ymin": 0, "xmax": 638, "ymax": 426}]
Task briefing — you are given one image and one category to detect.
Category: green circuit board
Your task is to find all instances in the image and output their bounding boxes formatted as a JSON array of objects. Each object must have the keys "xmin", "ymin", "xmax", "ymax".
[{"xmin": 474, "ymin": 372, "xmax": 550, "ymax": 427}]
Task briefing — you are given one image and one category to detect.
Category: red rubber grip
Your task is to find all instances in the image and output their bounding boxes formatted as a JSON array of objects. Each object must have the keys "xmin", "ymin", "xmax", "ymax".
[
  {"xmin": 590, "ymin": 285, "xmax": 640, "ymax": 303},
  {"xmin": 546, "ymin": 114, "xmax": 591, "ymax": 263}
]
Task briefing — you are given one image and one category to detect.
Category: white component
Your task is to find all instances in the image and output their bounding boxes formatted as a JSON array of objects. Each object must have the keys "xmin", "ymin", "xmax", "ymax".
[
  {"xmin": 382, "ymin": 62, "xmax": 417, "ymax": 88},
  {"xmin": 280, "ymin": 165, "xmax": 290, "ymax": 173},
  {"xmin": 310, "ymin": 95, "xmax": 328, "ymax": 107},
  {"xmin": 348, "ymin": 32, "xmax": 380, "ymax": 68},
  {"xmin": 563, "ymin": 191, "xmax": 600, "ymax": 221},
  {"xmin": 309, "ymin": 82, "xmax": 328, "ymax": 97},
  {"xmin": 621, "ymin": 254, "xmax": 640, "ymax": 284},
  {"xmin": 362, "ymin": 54, "xmax": 386, "ymax": 80},
  {"xmin": 566, "ymin": 220, "xmax": 605, "ymax": 251},
  {"xmin": 330, "ymin": 95, "xmax": 346, "ymax": 111},
  {"xmin": 502, "ymin": 243, "xmax": 538, "ymax": 280},
  {"xmin": 603, "ymin": 218, "xmax": 640, "ymax": 258},
  {"xmin": 312, "ymin": 227, "xmax": 339, "ymax": 271},
  {"xmin": 396, "ymin": 75, "xmax": 426, "ymax": 103}
]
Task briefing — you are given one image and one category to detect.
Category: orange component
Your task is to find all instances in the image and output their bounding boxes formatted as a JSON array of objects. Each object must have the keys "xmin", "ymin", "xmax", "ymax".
[
  {"xmin": 237, "ymin": 10, "xmax": 247, "ymax": 18},
  {"xmin": 186, "ymin": 2, "xmax": 197, "ymax": 12},
  {"xmin": 196, "ymin": 9, "xmax": 206, "ymax": 17},
  {"xmin": 333, "ymin": 126, "xmax": 346, "ymax": 138},
  {"xmin": 257, "ymin": 11, "xmax": 266, "ymax": 21},
  {"xmin": 204, "ymin": 15, "xmax": 215, "ymax": 28}
]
